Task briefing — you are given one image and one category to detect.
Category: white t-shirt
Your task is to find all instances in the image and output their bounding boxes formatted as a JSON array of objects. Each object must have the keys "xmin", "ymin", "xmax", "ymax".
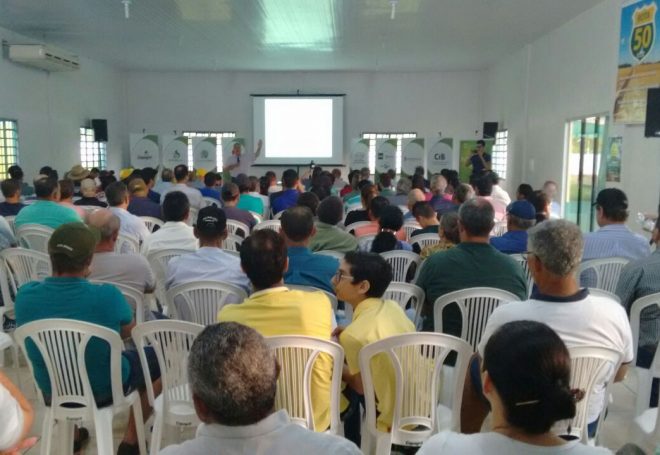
[
  {"xmin": 89, "ymin": 252, "xmax": 156, "ymax": 293},
  {"xmin": 477, "ymin": 292, "xmax": 634, "ymax": 424},
  {"xmin": 418, "ymin": 431, "xmax": 613, "ymax": 455},
  {"xmin": 160, "ymin": 183, "xmax": 204, "ymax": 210},
  {"xmin": 0, "ymin": 382, "xmax": 24, "ymax": 450},
  {"xmin": 140, "ymin": 221, "xmax": 198, "ymax": 257}
]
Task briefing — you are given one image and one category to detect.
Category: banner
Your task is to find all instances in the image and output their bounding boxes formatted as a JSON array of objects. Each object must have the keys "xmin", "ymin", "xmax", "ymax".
[
  {"xmin": 459, "ymin": 139, "xmax": 494, "ymax": 182},
  {"xmin": 426, "ymin": 137, "xmax": 454, "ymax": 175},
  {"xmin": 375, "ymin": 139, "xmax": 397, "ymax": 175},
  {"xmin": 615, "ymin": 0, "xmax": 660, "ymax": 123},
  {"xmin": 130, "ymin": 134, "xmax": 160, "ymax": 168},
  {"xmin": 193, "ymin": 137, "xmax": 217, "ymax": 171},
  {"xmin": 350, "ymin": 138, "xmax": 370, "ymax": 170},
  {"xmin": 161, "ymin": 135, "xmax": 189, "ymax": 169},
  {"xmin": 222, "ymin": 138, "xmax": 245, "ymax": 170},
  {"xmin": 606, "ymin": 137, "xmax": 623, "ymax": 182},
  {"xmin": 401, "ymin": 138, "xmax": 425, "ymax": 176}
]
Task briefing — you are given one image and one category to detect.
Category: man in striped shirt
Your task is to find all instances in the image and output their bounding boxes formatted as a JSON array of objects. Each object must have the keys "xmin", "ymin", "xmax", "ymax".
[{"xmin": 582, "ymin": 188, "xmax": 650, "ymax": 261}]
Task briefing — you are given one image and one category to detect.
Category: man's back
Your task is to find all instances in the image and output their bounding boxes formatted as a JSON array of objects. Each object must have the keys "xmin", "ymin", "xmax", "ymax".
[
  {"xmin": 310, "ymin": 222, "xmax": 358, "ymax": 253},
  {"xmin": 161, "ymin": 184, "xmax": 203, "ymax": 210},
  {"xmin": 199, "ymin": 186, "xmax": 221, "ymax": 201},
  {"xmin": 89, "ymin": 252, "xmax": 155, "ymax": 293},
  {"xmin": 127, "ymin": 196, "xmax": 162, "ymax": 220},
  {"xmin": 15, "ymin": 200, "xmax": 80, "ymax": 229},
  {"xmin": 166, "ymin": 247, "xmax": 250, "ymax": 293},
  {"xmin": 0, "ymin": 202, "xmax": 25, "ymax": 217},
  {"xmin": 284, "ymin": 247, "xmax": 338, "ymax": 293},
  {"xmin": 223, "ymin": 206, "xmax": 256, "ymax": 230},
  {"xmin": 237, "ymin": 193, "xmax": 264, "ymax": 215},
  {"xmin": 109, "ymin": 206, "xmax": 151, "ymax": 243},
  {"xmin": 490, "ymin": 230, "xmax": 528, "ymax": 254},
  {"xmin": 583, "ymin": 224, "xmax": 650, "ymax": 261},
  {"xmin": 140, "ymin": 221, "xmax": 197, "ymax": 256},
  {"xmin": 272, "ymin": 189, "xmax": 299, "ymax": 214}
]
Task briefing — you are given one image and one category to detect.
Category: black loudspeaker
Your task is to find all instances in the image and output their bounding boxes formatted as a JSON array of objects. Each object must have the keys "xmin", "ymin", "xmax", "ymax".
[
  {"xmin": 91, "ymin": 119, "xmax": 108, "ymax": 142},
  {"xmin": 482, "ymin": 122, "xmax": 498, "ymax": 139},
  {"xmin": 645, "ymin": 88, "xmax": 660, "ymax": 137}
]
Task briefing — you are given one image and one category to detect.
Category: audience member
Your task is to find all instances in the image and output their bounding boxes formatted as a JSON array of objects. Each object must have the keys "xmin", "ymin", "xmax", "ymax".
[
  {"xmin": 106, "ymin": 181, "xmax": 151, "ymax": 245},
  {"xmin": 474, "ymin": 175, "xmax": 506, "ymax": 221},
  {"xmin": 127, "ymin": 178, "xmax": 162, "ymax": 220},
  {"xmin": 378, "ymin": 173, "xmax": 395, "ymax": 197},
  {"xmin": 452, "ymin": 183, "xmax": 475, "ymax": 205},
  {"xmin": 15, "ymin": 176, "xmax": 80, "ymax": 229},
  {"xmin": 345, "ymin": 179, "xmax": 373, "ymax": 206},
  {"xmin": 236, "ymin": 174, "xmax": 264, "ymax": 215},
  {"xmin": 160, "ymin": 322, "xmax": 360, "ymax": 455},
  {"xmin": 271, "ymin": 169, "xmax": 301, "ymax": 214},
  {"xmin": 487, "ymin": 171, "xmax": 511, "ymax": 207},
  {"xmin": 140, "ymin": 191, "xmax": 197, "ymax": 256},
  {"xmin": 344, "ymin": 184, "xmax": 378, "ymax": 226},
  {"xmin": 332, "ymin": 168, "xmax": 348, "ymax": 190},
  {"xmin": 160, "ymin": 164, "xmax": 203, "ymax": 210},
  {"xmin": 416, "ymin": 199, "xmax": 527, "ymax": 331},
  {"xmin": 281, "ymin": 206, "xmax": 339, "ymax": 293},
  {"xmin": 429, "ymin": 174, "xmax": 457, "ymax": 215},
  {"xmin": 310, "ymin": 196, "xmax": 358, "ymax": 253},
  {"xmin": 411, "ymin": 201, "xmax": 440, "ymax": 236},
  {"xmin": 516, "ymin": 183, "xmax": 534, "ymax": 201},
  {"xmin": 218, "ymin": 230, "xmax": 335, "ymax": 431},
  {"xmin": 334, "ymin": 252, "xmax": 415, "ymax": 443},
  {"xmin": 583, "ymin": 188, "xmax": 649, "ymax": 261},
  {"xmin": 0, "ymin": 370, "xmax": 36, "ymax": 454},
  {"xmin": 74, "ymin": 178, "xmax": 107, "ymax": 207},
  {"xmin": 414, "ymin": 165, "xmax": 430, "ymax": 188},
  {"xmin": 57, "ymin": 179, "xmax": 87, "ymax": 219},
  {"xmin": 369, "ymin": 205, "xmax": 412, "ymax": 253},
  {"xmin": 66, "ymin": 164, "xmax": 90, "ymax": 194},
  {"xmin": 421, "ymin": 321, "xmax": 611, "ymax": 455},
  {"xmin": 199, "ymin": 172, "xmax": 221, "ymax": 201},
  {"xmin": 420, "ymin": 212, "xmax": 460, "ymax": 259},
  {"xmin": 461, "ymin": 219, "xmax": 633, "ymax": 435},
  {"xmin": 7, "ymin": 165, "xmax": 33, "ymax": 196},
  {"xmin": 386, "ymin": 176, "xmax": 411, "ymax": 207},
  {"xmin": 153, "ymin": 168, "xmax": 174, "ymax": 195},
  {"xmin": 412, "ymin": 174, "xmax": 431, "ymax": 201},
  {"xmin": 39, "ymin": 165, "xmax": 58, "ymax": 181},
  {"xmin": 340, "ymin": 170, "xmax": 360, "ymax": 199},
  {"xmin": 404, "ymin": 188, "xmax": 426, "ymax": 220},
  {"xmin": 0, "ymin": 179, "xmax": 25, "ymax": 216},
  {"xmin": 490, "ymin": 200, "xmax": 536, "ymax": 254},
  {"xmin": 296, "ymin": 191, "xmax": 321, "ymax": 216},
  {"xmin": 528, "ymin": 190, "xmax": 551, "ymax": 224},
  {"xmin": 221, "ymin": 183, "xmax": 256, "ymax": 232},
  {"xmin": 140, "ymin": 167, "xmax": 161, "ymax": 204},
  {"xmin": 353, "ymin": 196, "xmax": 401, "ymax": 239},
  {"xmin": 15, "ymin": 222, "xmax": 161, "ymax": 455},
  {"xmin": 247, "ymin": 175, "xmax": 269, "ymax": 215},
  {"xmin": 543, "ymin": 180, "xmax": 561, "ymax": 218}
]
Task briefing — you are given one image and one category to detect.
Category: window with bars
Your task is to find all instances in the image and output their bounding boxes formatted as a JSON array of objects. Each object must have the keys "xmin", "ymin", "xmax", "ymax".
[
  {"xmin": 182, "ymin": 131, "xmax": 237, "ymax": 169},
  {"xmin": 80, "ymin": 127, "xmax": 107, "ymax": 169},
  {"xmin": 0, "ymin": 120, "xmax": 19, "ymax": 178},
  {"xmin": 491, "ymin": 130, "xmax": 508, "ymax": 180},
  {"xmin": 360, "ymin": 132, "xmax": 417, "ymax": 175}
]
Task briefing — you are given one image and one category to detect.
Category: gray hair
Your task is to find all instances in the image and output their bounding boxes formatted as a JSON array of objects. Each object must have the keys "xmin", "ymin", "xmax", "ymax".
[
  {"xmin": 453, "ymin": 183, "xmax": 475, "ymax": 204},
  {"xmin": 188, "ymin": 322, "xmax": 277, "ymax": 425},
  {"xmin": 430, "ymin": 174, "xmax": 447, "ymax": 195},
  {"xmin": 458, "ymin": 198, "xmax": 494, "ymax": 237},
  {"xmin": 86, "ymin": 209, "xmax": 120, "ymax": 241},
  {"xmin": 527, "ymin": 219, "xmax": 583, "ymax": 276},
  {"xmin": 508, "ymin": 214, "xmax": 536, "ymax": 230},
  {"xmin": 396, "ymin": 177, "xmax": 411, "ymax": 195}
]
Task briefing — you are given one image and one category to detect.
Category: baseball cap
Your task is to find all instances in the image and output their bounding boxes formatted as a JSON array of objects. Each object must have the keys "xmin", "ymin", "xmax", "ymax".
[
  {"xmin": 48, "ymin": 222, "xmax": 100, "ymax": 261},
  {"xmin": 195, "ymin": 206, "xmax": 227, "ymax": 236},
  {"xmin": 593, "ymin": 188, "xmax": 628, "ymax": 210},
  {"xmin": 507, "ymin": 200, "xmax": 536, "ymax": 220}
]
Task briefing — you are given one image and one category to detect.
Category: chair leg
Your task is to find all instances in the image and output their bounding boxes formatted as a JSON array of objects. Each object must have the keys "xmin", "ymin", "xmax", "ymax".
[
  {"xmin": 149, "ymin": 413, "xmax": 163, "ymax": 455},
  {"xmin": 94, "ymin": 410, "xmax": 115, "ymax": 455},
  {"xmin": 39, "ymin": 409, "xmax": 54, "ymax": 455},
  {"xmin": 56, "ymin": 419, "xmax": 75, "ymax": 455},
  {"xmin": 132, "ymin": 401, "xmax": 147, "ymax": 455},
  {"xmin": 635, "ymin": 368, "xmax": 652, "ymax": 417}
]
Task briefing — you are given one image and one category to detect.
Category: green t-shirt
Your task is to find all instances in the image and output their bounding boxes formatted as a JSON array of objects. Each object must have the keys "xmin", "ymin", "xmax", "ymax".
[
  {"xmin": 237, "ymin": 193, "xmax": 264, "ymax": 215},
  {"xmin": 15, "ymin": 200, "xmax": 81, "ymax": 229},
  {"xmin": 416, "ymin": 242, "xmax": 527, "ymax": 333}
]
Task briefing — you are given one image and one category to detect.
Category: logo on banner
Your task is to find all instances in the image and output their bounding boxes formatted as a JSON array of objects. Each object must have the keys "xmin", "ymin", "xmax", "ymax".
[
  {"xmin": 202, "ymin": 150, "xmax": 209, "ymax": 159},
  {"xmin": 173, "ymin": 150, "xmax": 181, "ymax": 160},
  {"xmin": 138, "ymin": 150, "xmax": 153, "ymax": 160},
  {"xmin": 631, "ymin": 3, "xmax": 656, "ymax": 61}
]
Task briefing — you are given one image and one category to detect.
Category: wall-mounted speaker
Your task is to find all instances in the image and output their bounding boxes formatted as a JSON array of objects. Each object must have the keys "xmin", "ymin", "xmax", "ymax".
[
  {"xmin": 91, "ymin": 119, "xmax": 108, "ymax": 142},
  {"xmin": 645, "ymin": 88, "xmax": 660, "ymax": 138},
  {"xmin": 482, "ymin": 122, "xmax": 498, "ymax": 139}
]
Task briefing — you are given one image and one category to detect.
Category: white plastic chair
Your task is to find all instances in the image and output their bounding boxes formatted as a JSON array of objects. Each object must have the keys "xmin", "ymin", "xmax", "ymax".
[
  {"xmin": 253, "ymin": 220, "xmax": 281, "ymax": 232},
  {"xmin": 132, "ymin": 320, "xmax": 204, "ymax": 455},
  {"xmin": 630, "ymin": 292, "xmax": 660, "ymax": 417},
  {"xmin": 285, "ymin": 284, "xmax": 339, "ymax": 312},
  {"xmin": 358, "ymin": 234, "xmax": 377, "ymax": 252},
  {"xmin": 15, "ymin": 319, "xmax": 147, "ymax": 455},
  {"xmin": 587, "ymin": 288, "xmax": 622, "ymax": 303},
  {"xmin": 140, "ymin": 216, "xmax": 163, "ymax": 233},
  {"xmin": 226, "ymin": 219, "xmax": 250, "ymax": 238},
  {"xmin": 5, "ymin": 215, "xmax": 16, "ymax": 235},
  {"xmin": 490, "ymin": 219, "xmax": 508, "ymax": 237},
  {"xmin": 359, "ymin": 332, "xmax": 472, "ymax": 454},
  {"xmin": 510, "ymin": 253, "xmax": 534, "ymax": 298},
  {"xmin": 553, "ymin": 346, "xmax": 622, "ymax": 443},
  {"xmin": 16, "ymin": 224, "xmax": 54, "ymax": 253},
  {"xmin": 221, "ymin": 233, "xmax": 244, "ymax": 253},
  {"xmin": 90, "ymin": 280, "xmax": 149, "ymax": 324},
  {"xmin": 166, "ymin": 280, "xmax": 248, "ymax": 325},
  {"xmin": 249, "ymin": 211, "xmax": 263, "ymax": 224},
  {"xmin": 402, "ymin": 221, "xmax": 422, "ymax": 241},
  {"xmin": 409, "ymin": 233, "xmax": 440, "ymax": 252},
  {"xmin": 433, "ymin": 287, "xmax": 520, "ymax": 351},
  {"xmin": 147, "ymin": 248, "xmax": 195, "ymax": 306},
  {"xmin": 381, "ymin": 250, "xmax": 421, "ymax": 283},
  {"xmin": 383, "ymin": 282, "xmax": 425, "ymax": 326},
  {"xmin": 186, "ymin": 207, "xmax": 199, "ymax": 226},
  {"xmin": 202, "ymin": 196, "xmax": 220, "ymax": 207},
  {"xmin": 115, "ymin": 232, "xmax": 140, "ymax": 254},
  {"xmin": 315, "ymin": 250, "xmax": 345, "ymax": 261},
  {"xmin": 265, "ymin": 335, "xmax": 344, "ymax": 434},
  {"xmin": 0, "ymin": 248, "xmax": 51, "ymax": 312},
  {"xmin": 345, "ymin": 221, "xmax": 372, "ymax": 234},
  {"xmin": 579, "ymin": 257, "xmax": 629, "ymax": 294}
]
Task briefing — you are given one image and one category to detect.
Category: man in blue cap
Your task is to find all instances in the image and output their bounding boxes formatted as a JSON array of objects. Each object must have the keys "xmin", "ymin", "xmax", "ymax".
[{"xmin": 490, "ymin": 200, "xmax": 536, "ymax": 254}]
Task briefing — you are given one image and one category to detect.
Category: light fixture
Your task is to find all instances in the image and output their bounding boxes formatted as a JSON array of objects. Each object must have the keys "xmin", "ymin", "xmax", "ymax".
[
  {"xmin": 122, "ymin": 0, "xmax": 131, "ymax": 19},
  {"xmin": 390, "ymin": 0, "xmax": 398, "ymax": 20}
]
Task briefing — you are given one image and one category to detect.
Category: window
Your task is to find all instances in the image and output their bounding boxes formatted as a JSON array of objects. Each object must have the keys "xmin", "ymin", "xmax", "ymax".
[
  {"xmin": 360, "ymin": 132, "xmax": 417, "ymax": 175},
  {"xmin": 0, "ymin": 120, "xmax": 19, "ymax": 178},
  {"xmin": 79, "ymin": 127, "xmax": 107, "ymax": 169},
  {"xmin": 491, "ymin": 130, "xmax": 508, "ymax": 180},
  {"xmin": 182, "ymin": 131, "xmax": 237, "ymax": 170}
]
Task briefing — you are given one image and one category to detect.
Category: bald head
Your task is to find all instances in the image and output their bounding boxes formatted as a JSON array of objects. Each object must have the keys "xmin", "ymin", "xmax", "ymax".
[
  {"xmin": 87, "ymin": 209, "xmax": 120, "ymax": 244},
  {"xmin": 407, "ymin": 189, "xmax": 425, "ymax": 209}
]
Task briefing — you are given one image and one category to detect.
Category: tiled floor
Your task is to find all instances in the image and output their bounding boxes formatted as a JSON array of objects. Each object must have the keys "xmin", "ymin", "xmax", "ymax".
[{"xmin": 3, "ymin": 358, "xmax": 654, "ymax": 454}]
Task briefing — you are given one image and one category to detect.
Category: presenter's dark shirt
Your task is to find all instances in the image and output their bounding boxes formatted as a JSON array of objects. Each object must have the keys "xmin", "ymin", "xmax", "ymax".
[{"xmin": 470, "ymin": 153, "xmax": 491, "ymax": 175}]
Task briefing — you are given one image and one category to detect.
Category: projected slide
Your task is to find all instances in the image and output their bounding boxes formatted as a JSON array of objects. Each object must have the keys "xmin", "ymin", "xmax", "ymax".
[{"xmin": 253, "ymin": 95, "xmax": 344, "ymax": 165}]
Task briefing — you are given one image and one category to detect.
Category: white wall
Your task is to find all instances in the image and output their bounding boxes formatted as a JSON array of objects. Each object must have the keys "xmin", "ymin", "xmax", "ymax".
[
  {"xmin": 124, "ymin": 70, "xmax": 484, "ymax": 176},
  {"xmin": 0, "ymin": 26, "xmax": 126, "ymax": 179},
  {"xmin": 483, "ymin": 0, "xmax": 659, "ymax": 224}
]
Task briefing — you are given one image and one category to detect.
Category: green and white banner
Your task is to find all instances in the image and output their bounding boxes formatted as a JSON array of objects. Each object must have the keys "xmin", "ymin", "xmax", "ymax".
[
  {"xmin": 350, "ymin": 138, "xmax": 370, "ymax": 170},
  {"xmin": 161, "ymin": 135, "xmax": 189, "ymax": 169},
  {"xmin": 401, "ymin": 138, "xmax": 425, "ymax": 176},
  {"xmin": 427, "ymin": 137, "xmax": 454, "ymax": 175},
  {"xmin": 193, "ymin": 137, "xmax": 217, "ymax": 171},
  {"xmin": 130, "ymin": 134, "xmax": 160, "ymax": 168},
  {"xmin": 222, "ymin": 138, "xmax": 245, "ymax": 170},
  {"xmin": 375, "ymin": 138, "xmax": 397, "ymax": 174}
]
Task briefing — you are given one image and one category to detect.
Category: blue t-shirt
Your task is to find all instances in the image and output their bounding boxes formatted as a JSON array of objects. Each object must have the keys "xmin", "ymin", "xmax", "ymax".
[
  {"xmin": 200, "ymin": 187, "xmax": 221, "ymax": 201},
  {"xmin": 272, "ymin": 189, "xmax": 299, "ymax": 214},
  {"xmin": 469, "ymin": 153, "xmax": 491, "ymax": 175},
  {"xmin": 15, "ymin": 277, "xmax": 133, "ymax": 399},
  {"xmin": 148, "ymin": 189, "xmax": 161, "ymax": 204},
  {"xmin": 284, "ymin": 246, "xmax": 339, "ymax": 294},
  {"xmin": 0, "ymin": 202, "xmax": 25, "ymax": 217},
  {"xmin": 490, "ymin": 230, "xmax": 528, "ymax": 254}
]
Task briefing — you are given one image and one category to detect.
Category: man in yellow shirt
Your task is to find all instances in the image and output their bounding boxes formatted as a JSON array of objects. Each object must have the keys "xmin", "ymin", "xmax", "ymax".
[
  {"xmin": 218, "ymin": 229, "xmax": 335, "ymax": 432},
  {"xmin": 334, "ymin": 251, "xmax": 415, "ymax": 444}
]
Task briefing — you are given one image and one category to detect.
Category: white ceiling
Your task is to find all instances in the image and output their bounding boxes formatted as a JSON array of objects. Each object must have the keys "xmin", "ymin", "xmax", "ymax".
[{"xmin": 0, "ymin": 0, "xmax": 605, "ymax": 72}]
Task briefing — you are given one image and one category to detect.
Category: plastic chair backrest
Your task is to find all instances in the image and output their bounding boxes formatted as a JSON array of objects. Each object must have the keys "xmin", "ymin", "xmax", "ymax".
[
  {"xmin": 383, "ymin": 282, "xmax": 425, "ymax": 326},
  {"xmin": 315, "ymin": 250, "xmax": 345, "ymax": 261},
  {"xmin": 167, "ymin": 280, "xmax": 248, "ymax": 325},
  {"xmin": 0, "ymin": 248, "xmax": 51, "ymax": 309},
  {"xmin": 359, "ymin": 332, "xmax": 472, "ymax": 447},
  {"xmin": 186, "ymin": 207, "xmax": 199, "ymax": 226},
  {"xmin": 345, "ymin": 221, "xmax": 371, "ymax": 234},
  {"xmin": 5, "ymin": 216, "xmax": 16, "ymax": 235},
  {"xmin": 253, "ymin": 220, "xmax": 281, "ymax": 232},
  {"xmin": 402, "ymin": 222, "xmax": 422, "ymax": 241},
  {"xmin": 285, "ymin": 284, "xmax": 339, "ymax": 312},
  {"xmin": 409, "ymin": 233, "xmax": 440, "ymax": 251},
  {"xmin": 272, "ymin": 210, "xmax": 284, "ymax": 220},
  {"xmin": 381, "ymin": 250, "xmax": 421, "ymax": 283},
  {"xmin": 490, "ymin": 220, "xmax": 508, "ymax": 237},
  {"xmin": 226, "ymin": 219, "xmax": 250, "ymax": 239},
  {"xmin": 249, "ymin": 211, "xmax": 263, "ymax": 224},
  {"xmin": 147, "ymin": 248, "xmax": 195, "ymax": 304},
  {"xmin": 202, "ymin": 197, "xmax": 220, "ymax": 208},
  {"xmin": 140, "ymin": 216, "xmax": 163, "ymax": 233},
  {"xmin": 630, "ymin": 292, "xmax": 660, "ymax": 371},
  {"xmin": 579, "ymin": 257, "xmax": 629, "ymax": 294},
  {"xmin": 265, "ymin": 335, "xmax": 344, "ymax": 433},
  {"xmin": 115, "ymin": 233, "xmax": 140, "ymax": 254},
  {"xmin": 433, "ymin": 287, "xmax": 520, "ymax": 351},
  {"xmin": 221, "ymin": 233, "xmax": 244, "ymax": 253},
  {"xmin": 510, "ymin": 253, "xmax": 534, "ymax": 298},
  {"xmin": 16, "ymin": 224, "xmax": 54, "ymax": 253}
]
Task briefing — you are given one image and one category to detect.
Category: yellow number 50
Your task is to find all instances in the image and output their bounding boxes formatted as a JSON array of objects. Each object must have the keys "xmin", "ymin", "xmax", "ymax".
[{"xmin": 633, "ymin": 25, "xmax": 653, "ymax": 53}]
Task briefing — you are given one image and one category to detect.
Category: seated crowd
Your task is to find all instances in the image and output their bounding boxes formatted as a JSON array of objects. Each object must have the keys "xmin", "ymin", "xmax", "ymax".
[{"xmin": 0, "ymin": 160, "xmax": 656, "ymax": 455}]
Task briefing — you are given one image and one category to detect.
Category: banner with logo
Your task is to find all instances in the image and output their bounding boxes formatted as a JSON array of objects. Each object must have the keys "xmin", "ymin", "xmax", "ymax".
[
  {"xmin": 160, "ymin": 135, "xmax": 189, "ymax": 169},
  {"xmin": 615, "ymin": 0, "xmax": 660, "ymax": 123},
  {"xmin": 401, "ymin": 138, "xmax": 425, "ymax": 176},
  {"xmin": 130, "ymin": 134, "xmax": 160, "ymax": 168},
  {"xmin": 222, "ymin": 138, "xmax": 245, "ymax": 171},
  {"xmin": 375, "ymin": 139, "xmax": 397, "ymax": 175},
  {"xmin": 192, "ymin": 137, "xmax": 217, "ymax": 171},
  {"xmin": 350, "ymin": 138, "xmax": 370, "ymax": 170},
  {"xmin": 426, "ymin": 137, "xmax": 454, "ymax": 175}
]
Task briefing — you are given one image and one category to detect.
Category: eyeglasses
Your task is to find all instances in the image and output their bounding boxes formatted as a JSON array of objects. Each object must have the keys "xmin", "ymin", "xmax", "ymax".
[{"xmin": 333, "ymin": 270, "xmax": 354, "ymax": 282}]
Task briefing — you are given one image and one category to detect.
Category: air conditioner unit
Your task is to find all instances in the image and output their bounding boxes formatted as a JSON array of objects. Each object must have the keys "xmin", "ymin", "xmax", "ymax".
[{"xmin": 8, "ymin": 44, "xmax": 80, "ymax": 71}]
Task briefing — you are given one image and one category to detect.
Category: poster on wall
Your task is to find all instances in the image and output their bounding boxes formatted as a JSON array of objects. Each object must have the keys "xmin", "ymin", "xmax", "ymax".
[
  {"xmin": 375, "ymin": 139, "xmax": 397, "ymax": 175},
  {"xmin": 161, "ymin": 135, "xmax": 189, "ymax": 169},
  {"xmin": 606, "ymin": 137, "xmax": 623, "ymax": 182},
  {"xmin": 426, "ymin": 137, "xmax": 454, "ymax": 175},
  {"xmin": 459, "ymin": 139, "xmax": 494, "ymax": 183},
  {"xmin": 193, "ymin": 137, "xmax": 218, "ymax": 171},
  {"xmin": 130, "ymin": 134, "xmax": 160, "ymax": 168},
  {"xmin": 350, "ymin": 138, "xmax": 370, "ymax": 170},
  {"xmin": 401, "ymin": 138, "xmax": 425, "ymax": 177},
  {"xmin": 222, "ymin": 138, "xmax": 245, "ymax": 171},
  {"xmin": 614, "ymin": 0, "xmax": 660, "ymax": 124}
]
